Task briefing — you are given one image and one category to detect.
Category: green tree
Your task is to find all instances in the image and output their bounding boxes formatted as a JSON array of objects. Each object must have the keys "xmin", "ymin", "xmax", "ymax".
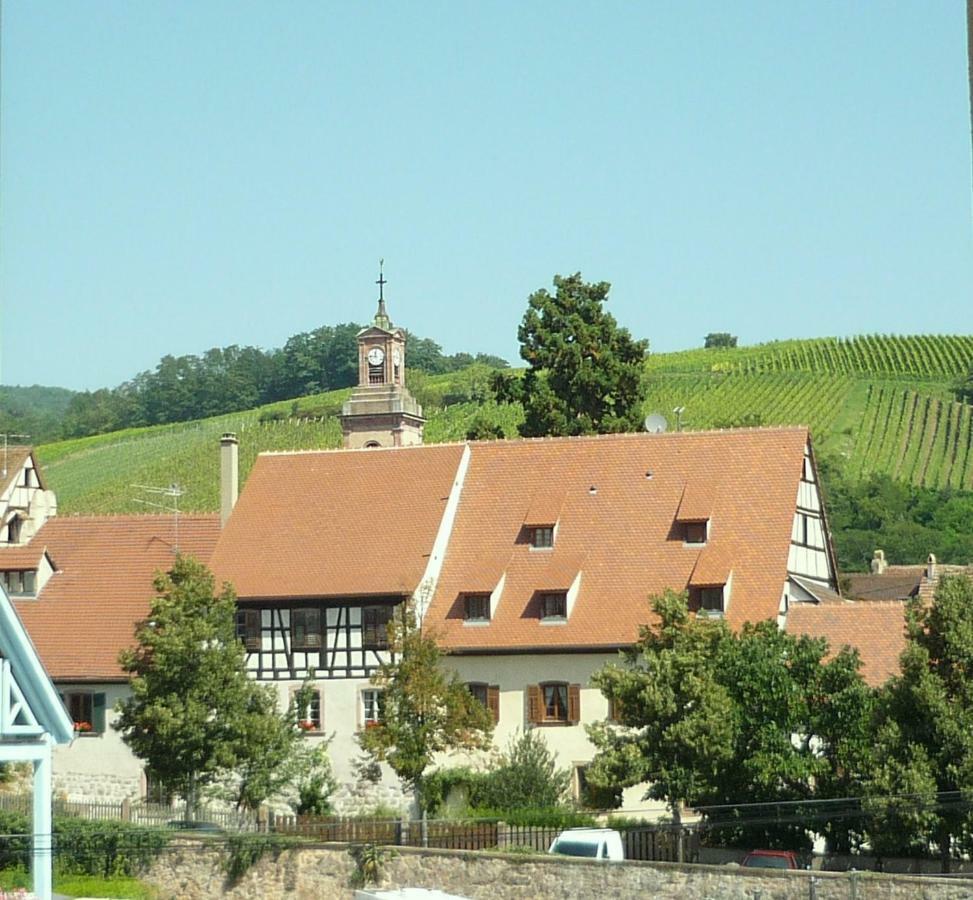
[
  {"xmin": 588, "ymin": 590, "xmax": 873, "ymax": 850},
  {"xmin": 587, "ymin": 590, "xmax": 737, "ymax": 828},
  {"xmin": 517, "ymin": 273, "xmax": 648, "ymax": 437},
  {"xmin": 115, "ymin": 556, "xmax": 302, "ymax": 818},
  {"xmin": 863, "ymin": 574, "xmax": 973, "ymax": 870},
  {"xmin": 704, "ymin": 332, "xmax": 738, "ymax": 348},
  {"xmin": 357, "ymin": 601, "xmax": 494, "ymax": 816}
]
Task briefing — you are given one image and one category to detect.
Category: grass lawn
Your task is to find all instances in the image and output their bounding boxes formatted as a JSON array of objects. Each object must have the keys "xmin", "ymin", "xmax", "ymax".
[{"xmin": 0, "ymin": 868, "xmax": 161, "ymax": 899}]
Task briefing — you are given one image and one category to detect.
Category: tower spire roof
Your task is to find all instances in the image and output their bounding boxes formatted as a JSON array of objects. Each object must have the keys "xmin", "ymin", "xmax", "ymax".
[{"xmin": 373, "ymin": 258, "xmax": 392, "ymax": 329}]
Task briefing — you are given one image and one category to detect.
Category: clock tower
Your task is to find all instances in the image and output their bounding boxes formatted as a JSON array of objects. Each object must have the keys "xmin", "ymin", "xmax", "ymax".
[{"xmin": 340, "ymin": 265, "xmax": 425, "ymax": 449}]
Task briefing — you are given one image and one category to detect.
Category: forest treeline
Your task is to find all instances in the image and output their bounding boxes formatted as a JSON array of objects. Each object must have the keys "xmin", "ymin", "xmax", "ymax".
[{"xmin": 56, "ymin": 325, "xmax": 507, "ymax": 439}]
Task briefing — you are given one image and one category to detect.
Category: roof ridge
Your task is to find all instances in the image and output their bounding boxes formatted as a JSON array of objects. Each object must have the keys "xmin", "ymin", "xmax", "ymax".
[{"xmin": 256, "ymin": 425, "xmax": 810, "ymax": 458}]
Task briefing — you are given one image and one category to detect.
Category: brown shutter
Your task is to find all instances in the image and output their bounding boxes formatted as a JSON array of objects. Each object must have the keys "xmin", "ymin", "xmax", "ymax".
[
  {"xmin": 527, "ymin": 684, "xmax": 542, "ymax": 724},
  {"xmin": 487, "ymin": 685, "xmax": 500, "ymax": 724},
  {"xmin": 567, "ymin": 684, "xmax": 581, "ymax": 725},
  {"xmin": 609, "ymin": 696, "xmax": 623, "ymax": 723}
]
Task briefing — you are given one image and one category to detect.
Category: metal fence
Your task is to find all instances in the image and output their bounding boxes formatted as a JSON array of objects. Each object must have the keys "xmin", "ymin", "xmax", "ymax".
[{"xmin": 270, "ymin": 812, "xmax": 697, "ymax": 861}]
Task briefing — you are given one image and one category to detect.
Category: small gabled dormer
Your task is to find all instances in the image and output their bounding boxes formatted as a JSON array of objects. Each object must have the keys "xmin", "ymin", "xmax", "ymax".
[
  {"xmin": 460, "ymin": 571, "xmax": 507, "ymax": 626},
  {"xmin": 523, "ymin": 487, "xmax": 564, "ymax": 551},
  {"xmin": 675, "ymin": 482, "xmax": 713, "ymax": 546},
  {"xmin": 689, "ymin": 555, "xmax": 733, "ymax": 619},
  {"xmin": 0, "ymin": 548, "xmax": 56, "ymax": 599},
  {"xmin": 535, "ymin": 556, "xmax": 584, "ymax": 624}
]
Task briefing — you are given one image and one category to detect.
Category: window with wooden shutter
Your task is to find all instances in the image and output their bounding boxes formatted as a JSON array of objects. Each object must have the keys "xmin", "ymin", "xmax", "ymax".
[
  {"xmin": 567, "ymin": 684, "xmax": 581, "ymax": 724},
  {"xmin": 526, "ymin": 684, "xmax": 543, "ymax": 724},
  {"xmin": 362, "ymin": 605, "xmax": 394, "ymax": 650},
  {"xmin": 235, "ymin": 608, "xmax": 261, "ymax": 651},
  {"xmin": 608, "ymin": 696, "xmax": 623, "ymax": 723},
  {"xmin": 292, "ymin": 607, "xmax": 322, "ymax": 650},
  {"xmin": 487, "ymin": 685, "xmax": 500, "ymax": 724},
  {"xmin": 64, "ymin": 691, "xmax": 106, "ymax": 735}
]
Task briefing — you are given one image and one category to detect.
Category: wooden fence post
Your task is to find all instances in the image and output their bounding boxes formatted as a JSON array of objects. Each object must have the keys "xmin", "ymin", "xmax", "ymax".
[{"xmin": 121, "ymin": 798, "xmax": 131, "ymax": 822}]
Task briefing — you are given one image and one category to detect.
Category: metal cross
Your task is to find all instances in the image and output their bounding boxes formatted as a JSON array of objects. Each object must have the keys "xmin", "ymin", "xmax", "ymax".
[{"xmin": 376, "ymin": 258, "xmax": 387, "ymax": 301}]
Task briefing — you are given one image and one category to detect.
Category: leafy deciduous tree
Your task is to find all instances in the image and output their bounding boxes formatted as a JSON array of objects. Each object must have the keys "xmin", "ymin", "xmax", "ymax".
[
  {"xmin": 357, "ymin": 602, "xmax": 494, "ymax": 814},
  {"xmin": 864, "ymin": 574, "xmax": 973, "ymax": 870},
  {"xmin": 115, "ymin": 556, "xmax": 308, "ymax": 817}
]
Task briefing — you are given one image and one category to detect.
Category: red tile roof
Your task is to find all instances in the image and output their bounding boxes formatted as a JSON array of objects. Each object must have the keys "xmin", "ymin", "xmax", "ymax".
[
  {"xmin": 675, "ymin": 482, "xmax": 714, "ymax": 522},
  {"xmin": 209, "ymin": 444, "xmax": 466, "ymax": 599},
  {"xmin": 428, "ymin": 428, "xmax": 809, "ymax": 650},
  {"xmin": 0, "ymin": 545, "xmax": 51, "ymax": 569},
  {"xmin": 13, "ymin": 515, "xmax": 220, "ymax": 680},
  {"xmin": 785, "ymin": 600, "xmax": 907, "ymax": 686}
]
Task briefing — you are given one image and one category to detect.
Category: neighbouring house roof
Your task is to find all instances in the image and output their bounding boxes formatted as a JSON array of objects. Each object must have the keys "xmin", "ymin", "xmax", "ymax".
[
  {"xmin": 208, "ymin": 444, "xmax": 466, "ymax": 599},
  {"xmin": 785, "ymin": 600, "xmax": 907, "ymax": 687},
  {"xmin": 13, "ymin": 515, "xmax": 220, "ymax": 681},
  {"xmin": 427, "ymin": 428, "xmax": 810, "ymax": 650},
  {"xmin": 0, "ymin": 446, "xmax": 43, "ymax": 495},
  {"xmin": 844, "ymin": 571, "xmax": 923, "ymax": 602}
]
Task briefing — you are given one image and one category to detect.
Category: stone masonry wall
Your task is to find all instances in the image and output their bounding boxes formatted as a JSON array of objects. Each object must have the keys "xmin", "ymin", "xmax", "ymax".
[{"xmin": 146, "ymin": 840, "xmax": 973, "ymax": 900}]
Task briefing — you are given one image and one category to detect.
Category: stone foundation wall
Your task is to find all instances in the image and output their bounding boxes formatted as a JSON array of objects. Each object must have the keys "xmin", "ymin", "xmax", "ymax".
[
  {"xmin": 54, "ymin": 770, "xmax": 140, "ymax": 804},
  {"xmin": 145, "ymin": 840, "xmax": 973, "ymax": 900}
]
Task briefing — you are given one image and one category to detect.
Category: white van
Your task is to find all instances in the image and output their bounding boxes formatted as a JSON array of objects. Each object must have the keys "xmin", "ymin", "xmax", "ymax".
[{"xmin": 548, "ymin": 827, "xmax": 625, "ymax": 861}]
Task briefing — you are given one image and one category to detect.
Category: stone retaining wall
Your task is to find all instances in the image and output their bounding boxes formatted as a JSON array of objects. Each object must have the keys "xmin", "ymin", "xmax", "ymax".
[{"xmin": 145, "ymin": 839, "xmax": 973, "ymax": 899}]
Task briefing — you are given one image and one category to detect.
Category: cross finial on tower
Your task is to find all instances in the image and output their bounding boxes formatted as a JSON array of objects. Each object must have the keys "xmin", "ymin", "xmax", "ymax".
[{"xmin": 373, "ymin": 258, "xmax": 392, "ymax": 329}]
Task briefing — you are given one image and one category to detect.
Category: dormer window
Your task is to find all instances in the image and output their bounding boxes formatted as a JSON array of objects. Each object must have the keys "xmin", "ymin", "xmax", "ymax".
[
  {"xmin": 540, "ymin": 591, "xmax": 567, "ymax": 619},
  {"xmin": 691, "ymin": 585, "xmax": 725, "ymax": 616},
  {"xmin": 530, "ymin": 526, "xmax": 554, "ymax": 549},
  {"xmin": 683, "ymin": 521, "xmax": 708, "ymax": 545},
  {"xmin": 463, "ymin": 594, "xmax": 491, "ymax": 622},
  {"xmin": 2, "ymin": 570, "xmax": 36, "ymax": 597}
]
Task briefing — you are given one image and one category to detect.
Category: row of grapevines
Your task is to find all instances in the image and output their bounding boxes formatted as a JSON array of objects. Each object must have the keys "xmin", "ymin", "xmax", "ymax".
[{"xmin": 851, "ymin": 386, "xmax": 973, "ymax": 490}]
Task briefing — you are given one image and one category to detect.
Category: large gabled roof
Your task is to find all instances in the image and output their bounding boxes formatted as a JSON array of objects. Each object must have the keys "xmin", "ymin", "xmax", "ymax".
[
  {"xmin": 13, "ymin": 515, "xmax": 221, "ymax": 680},
  {"xmin": 209, "ymin": 444, "xmax": 466, "ymax": 599},
  {"xmin": 427, "ymin": 428, "xmax": 808, "ymax": 649}
]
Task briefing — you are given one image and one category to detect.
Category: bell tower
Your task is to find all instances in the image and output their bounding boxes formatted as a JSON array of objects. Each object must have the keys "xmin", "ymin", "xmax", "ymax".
[{"xmin": 340, "ymin": 263, "xmax": 425, "ymax": 449}]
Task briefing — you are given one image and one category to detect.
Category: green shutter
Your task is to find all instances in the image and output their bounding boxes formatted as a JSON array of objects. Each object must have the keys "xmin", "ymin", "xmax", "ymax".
[{"xmin": 92, "ymin": 693, "xmax": 106, "ymax": 734}]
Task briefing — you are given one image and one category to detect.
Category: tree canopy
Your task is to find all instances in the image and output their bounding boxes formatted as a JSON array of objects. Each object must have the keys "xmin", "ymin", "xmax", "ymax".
[
  {"xmin": 863, "ymin": 574, "xmax": 973, "ymax": 870},
  {"xmin": 587, "ymin": 589, "xmax": 873, "ymax": 850},
  {"xmin": 704, "ymin": 332, "xmax": 738, "ymax": 349},
  {"xmin": 115, "ymin": 555, "xmax": 313, "ymax": 815},
  {"xmin": 357, "ymin": 601, "xmax": 494, "ymax": 810},
  {"xmin": 515, "ymin": 273, "xmax": 648, "ymax": 437}
]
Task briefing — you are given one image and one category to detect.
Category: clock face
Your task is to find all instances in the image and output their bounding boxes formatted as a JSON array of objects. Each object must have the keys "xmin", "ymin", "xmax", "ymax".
[
  {"xmin": 367, "ymin": 347, "xmax": 385, "ymax": 366},
  {"xmin": 392, "ymin": 348, "xmax": 401, "ymax": 365}
]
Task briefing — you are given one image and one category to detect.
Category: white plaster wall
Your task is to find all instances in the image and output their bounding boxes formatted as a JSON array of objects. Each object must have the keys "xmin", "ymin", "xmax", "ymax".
[
  {"xmin": 440, "ymin": 653, "xmax": 666, "ymax": 818},
  {"xmin": 52, "ymin": 684, "xmax": 143, "ymax": 802},
  {"xmin": 271, "ymin": 679, "xmax": 409, "ymax": 816}
]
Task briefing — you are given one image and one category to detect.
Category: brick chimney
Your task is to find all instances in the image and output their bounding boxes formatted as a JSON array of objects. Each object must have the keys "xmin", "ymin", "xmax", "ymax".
[
  {"xmin": 220, "ymin": 433, "xmax": 239, "ymax": 527},
  {"xmin": 870, "ymin": 549, "xmax": 888, "ymax": 575}
]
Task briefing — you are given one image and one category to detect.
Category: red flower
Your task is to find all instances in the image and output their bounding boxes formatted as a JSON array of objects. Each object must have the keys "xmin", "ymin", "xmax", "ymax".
[{"xmin": 74, "ymin": 721, "xmax": 92, "ymax": 732}]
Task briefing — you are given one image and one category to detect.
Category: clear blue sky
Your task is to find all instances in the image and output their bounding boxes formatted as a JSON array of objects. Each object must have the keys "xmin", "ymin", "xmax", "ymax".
[{"xmin": 1, "ymin": 2, "xmax": 971, "ymax": 391}]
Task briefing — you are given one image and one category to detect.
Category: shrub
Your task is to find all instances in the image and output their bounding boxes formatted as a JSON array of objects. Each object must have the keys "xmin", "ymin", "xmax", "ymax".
[{"xmin": 472, "ymin": 730, "xmax": 570, "ymax": 811}]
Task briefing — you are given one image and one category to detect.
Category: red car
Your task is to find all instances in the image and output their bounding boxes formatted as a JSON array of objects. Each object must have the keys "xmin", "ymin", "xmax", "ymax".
[{"xmin": 741, "ymin": 849, "xmax": 799, "ymax": 869}]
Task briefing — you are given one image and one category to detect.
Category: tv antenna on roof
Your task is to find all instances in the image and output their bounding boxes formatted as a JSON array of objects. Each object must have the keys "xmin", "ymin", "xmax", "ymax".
[
  {"xmin": 1, "ymin": 434, "xmax": 30, "ymax": 479},
  {"xmin": 132, "ymin": 483, "xmax": 184, "ymax": 554},
  {"xmin": 672, "ymin": 406, "xmax": 686, "ymax": 432},
  {"xmin": 644, "ymin": 414, "xmax": 668, "ymax": 434}
]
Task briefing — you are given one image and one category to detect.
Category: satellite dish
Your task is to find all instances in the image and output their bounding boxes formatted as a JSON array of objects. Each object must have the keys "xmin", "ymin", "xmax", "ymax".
[{"xmin": 644, "ymin": 413, "xmax": 668, "ymax": 434}]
